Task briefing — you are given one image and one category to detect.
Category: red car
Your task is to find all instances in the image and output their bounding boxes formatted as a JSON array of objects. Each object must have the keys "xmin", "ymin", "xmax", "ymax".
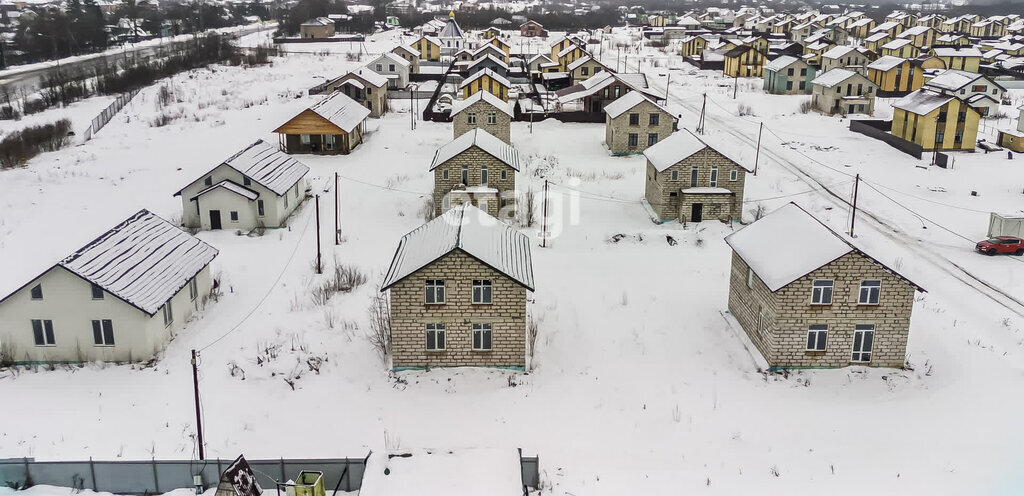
[{"xmin": 976, "ymin": 236, "xmax": 1024, "ymax": 256}]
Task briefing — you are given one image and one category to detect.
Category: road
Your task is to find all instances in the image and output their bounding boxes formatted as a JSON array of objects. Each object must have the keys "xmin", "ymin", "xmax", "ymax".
[{"xmin": 0, "ymin": 23, "xmax": 272, "ymax": 96}]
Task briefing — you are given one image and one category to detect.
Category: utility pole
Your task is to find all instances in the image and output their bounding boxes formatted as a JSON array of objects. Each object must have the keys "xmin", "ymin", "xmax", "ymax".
[
  {"xmin": 191, "ymin": 349, "xmax": 205, "ymax": 461},
  {"xmin": 753, "ymin": 122, "xmax": 763, "ymax": 175},
  {"xmin": 410, "ymin": 85, "xmax": 415, "ymax": 130},
  {"xmin": 315, "ymin": 195, "xmax": 322, "ymax": 274},
  {"xmin": 664, "ymin": 72, "xmax": 671, "ymax": 102},
  {"xmin": 697, "ymin": 93, "xmax": 707, "ymax": 135},
  {"xmin": 733, "ymin": 74, "xmax": 738, "ymax": 99},
  {"xmin": 334, "ymin": 173, "xmax": 340, "ymax": 245},
  {"xmin": 541, "ymin": 179, "xmax": 549, "ymax": 248},
  {"xmin": 850, "ymin": 174, "xmax": 860, "ymax": 238}
]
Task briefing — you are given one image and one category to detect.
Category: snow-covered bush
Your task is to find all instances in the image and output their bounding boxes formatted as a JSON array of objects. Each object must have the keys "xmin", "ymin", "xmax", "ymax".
[{"xmin": 367, "ymin": 286, "xmax": 392, "ymax": 365}]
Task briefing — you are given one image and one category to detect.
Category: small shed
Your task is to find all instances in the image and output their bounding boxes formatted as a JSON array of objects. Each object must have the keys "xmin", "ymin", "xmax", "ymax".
[{"xmin": 989, "ymin": 212, "xmax": 1024, "ymax": 238}]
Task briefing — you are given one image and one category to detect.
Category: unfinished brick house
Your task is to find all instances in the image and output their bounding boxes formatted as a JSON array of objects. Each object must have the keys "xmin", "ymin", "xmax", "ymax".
[
  {"xmin": 642, "ymin": 129, "xmax": 750, "ymax": 224},
  {"xmin": 724, "ymin": 203, "xmax": 924, "ymax": 369},
  {"xmin": 604, "ymin": 91, "xmax": 677, "ymax": 155},
  {"xmin": 451, "ymin": 91, "xmax": 513, "ymax": 144},
  {"xmin": 381, "ymin": 204, "xmax": 535, "ymax": 370},
  {"xmin": 431, "ymin": 128, "xmax": 519, "ymax": 218}
]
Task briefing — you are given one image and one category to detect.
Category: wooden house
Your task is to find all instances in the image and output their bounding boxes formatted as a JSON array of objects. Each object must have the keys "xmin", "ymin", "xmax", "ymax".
[
  {"xmin": 460, "ymin": 69, "xmax": 511, "ymax": 101},
  {"xmin": 273, "ymin": 92, "xmax": 370, "ymax": 155},
  {"xmin": 680, "ymin": 35, "xmax": 710, "ymax": 58},
  {"xmin": 520, "ymin": 20, "xmax": 545, "ymax": 37}
]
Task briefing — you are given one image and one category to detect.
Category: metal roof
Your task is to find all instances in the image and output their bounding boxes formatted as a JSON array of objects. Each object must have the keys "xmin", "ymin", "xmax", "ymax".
[
  {"xmin": 429, "ymin": 128, "xmax": 520, "ymax": 171},
  {"xmin": 221, "ymin": 140, "xmax": 310, "ymax": 196},
  {"xmin": 190, "ymin": 179, "xmax": 259, "ymax": 201},
  {"xmin": 308, "ymin": 91, "xmax": 372, "ymax": 134}
]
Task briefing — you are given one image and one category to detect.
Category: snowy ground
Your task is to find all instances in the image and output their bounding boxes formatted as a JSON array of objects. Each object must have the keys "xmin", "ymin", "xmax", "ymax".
[{"xmin": 2, "ymin": 29, "xmax": 1024, "ymax": 496}]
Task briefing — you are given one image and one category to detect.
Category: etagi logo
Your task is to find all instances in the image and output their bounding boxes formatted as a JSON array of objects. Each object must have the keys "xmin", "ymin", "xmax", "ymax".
[{"xmin": 438, "ymin": 180, "xmax": 583, "ymax": 243}]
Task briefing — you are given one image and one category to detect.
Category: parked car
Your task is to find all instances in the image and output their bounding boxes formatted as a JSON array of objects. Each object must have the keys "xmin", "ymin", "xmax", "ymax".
[{"xmin": 976, "ymin": 236, "xmax": 1024, "ymax": 255}]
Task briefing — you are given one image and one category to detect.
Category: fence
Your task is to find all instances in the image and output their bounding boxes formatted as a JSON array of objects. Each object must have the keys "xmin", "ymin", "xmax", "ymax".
[
  {"xmin": 81, "ymin": 90, "xmax": 140, "ymax": 142},
  {"xmin": 0, "ymin": 455, "xmax": 540, "ymax": 494},
  {"xmin": 848, "ymin": 119, "xmax": 923, "ymax": 159}
]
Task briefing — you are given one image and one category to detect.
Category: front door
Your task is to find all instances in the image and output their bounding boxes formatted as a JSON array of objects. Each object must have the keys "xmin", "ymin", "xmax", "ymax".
[
  {"xmin": 210, "ymin": 210, "xmax": 222, "ymax": 230},
  {"xmin": 690, "ymin": 203, "xmax": 703, "ymax": 223}
]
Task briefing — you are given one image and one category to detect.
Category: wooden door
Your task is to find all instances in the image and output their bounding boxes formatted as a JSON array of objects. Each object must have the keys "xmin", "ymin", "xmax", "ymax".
[{"xmin": 210, "ymin": 210, "xmax": 222, "ymax": 230}]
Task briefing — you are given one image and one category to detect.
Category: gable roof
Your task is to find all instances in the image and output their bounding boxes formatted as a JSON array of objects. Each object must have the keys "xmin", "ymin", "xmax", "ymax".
[
  {"xmin": 430, "ymin": 128, "xmax": 520, "ymax": 171},
  {"xmin": 213, "ymin": 140, "xmax": 310, "ymax": 196},
  {"xmin": 604, "ymin": 90, "xmax": 673, "ymax": 119},
  {"xmin": 764, "ymin": 54, "xmax": 801, "ymax": 71},
  {"xmin": 881, "ymin": 38, "xmax": 914, "ymax": 50},
  {"xmin": 459, "ymin": 68, "xmax": 511, "ymax": 89},
  {"xmin": 643, "ymin": 128, "xmax": 751, "ymax": 173},
  {"xmin": 370, "ymin": 51, "xmax": 410, "ymax": 69},
  {"xmin": 811, "ymin": 68, "xmax": 864, "ymax": 87},
  {"xmin": 450, "ymin": 91, "xmax": 513, "ymax": 117},
  {"xmin": 724, "ymin": 202, "xmax": 923, "ymax": 292},
  {"xmin": 468, "ymin": 53, "xmax": 509, "ymax": 71},
  {"xmin": 0, "ymin": 210, "xmax": 220, "ymax": 316},
  {"xmin": 307, "ymin": 91, "xmax": 371, "ymax": 133},
  {"xmin": 381, "ymin": 204, "xmax": 534, "ymax": 291},
  {"xmin": 932, "ymin": 46, "xmax": 982, "ymax": 57},
  {"xmin": 190, "ymin": 179, "xmax": 259, "ymax": 201},
  {"xmin": 867, "ymin": 55, "xmax": 906, "ymax": 71},
  {"xmin": 893, "ymin": 90, "xmax": 955, "ymax": 115},
  {"xmin": 924, "ymin": 69, "xmax": 1003, "ymax": 92},
  {"xmin": 821, "ymin": 45, "xmax": 857, "ymax": 59},
  {"xmin": 329, "ymin": 67, "xmax": 388, "ymax": 89},
  {"xmin": 392, "ymin": 44, "xmax": 420, "ymax": 57}
]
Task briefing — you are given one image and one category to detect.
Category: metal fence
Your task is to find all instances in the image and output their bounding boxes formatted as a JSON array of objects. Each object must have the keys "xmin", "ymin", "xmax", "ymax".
[
  {"xmin": 81, "ymin": 90, "xmax": 140, "ymax": 142},
  {"xmin": 848, "ymin": 119, "xmax": 923, "ymax": 160},
  {"xmin": 1, "ymin": 455, "xmax": 539, "ymax": 494}
]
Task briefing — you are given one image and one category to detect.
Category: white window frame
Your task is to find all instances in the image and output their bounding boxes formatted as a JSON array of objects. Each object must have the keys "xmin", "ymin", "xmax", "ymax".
[
  {"xmin": 487, "ymin": 112, "xmax": 497, "ymax": 124},
  {"xmin": 472, "ymin": 280, "xmax": 493, "ymax": 304},
  {"xmin": 162, "ymin": 301, "xmax": 173, "ymax": 327},
  {"xmin": 730, "ymin": 170, "xmax": 738, "ymax": 181},
  {"xmin": 425, "ymin": 279, "xmax": 446, "ymax": 304},
  {"xmin": 851, "ymin": 324, "xmax": 874, "ymax": 362},
  {"xmin": 746, "ymin": 267, "xmax": 754, "ymax": 288},
  {"xmin": 811, "ymin": 279, "xmax": 834, "ymax": 305},
  {"xmin": 32, "ymin": 319, "xmax": 55, "ymax": 346},
  {"xmin": 472, "ymin": 323, "xmax": 492, "ymax": 350},
  {"xmin": 443, "ymin": 169, "xmax": 449, "ymax": 180},
  {"xmin": 710, "ymin": 166, "xmax": 719, "ymax": 187},
  {"xmin": 92, "ymin": 319, "xmax": 115, "ymax": 346},
  {"xmin": 858, "ymin": 280, "xmax": 881, "ymax": 305},
  {"xmin": 671, "ymin": 170, "xmax": 678, "ymax": 181},
  {"xmin": 426, "ymin": 323, "xmax": 446, "ymax": 350},
  {"xmin": 806, "ymin": 324, "xmax": 828, "ymax": 351},
  {"xmin": 257, "ymin": 200, "xmax": 265, "ymax": 217},
  {"xmin": 189, "ymin": 278, "xmax": 198, "ymax": 301}
]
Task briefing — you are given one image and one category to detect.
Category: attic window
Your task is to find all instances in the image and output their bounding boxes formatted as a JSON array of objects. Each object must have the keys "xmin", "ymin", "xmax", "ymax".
[
  {"xmin": 204, "ymin": 177, "xmax": 212, "ymax": 186},
  {"xmin": 91, "ymin": 283, "xmax": 104, "ymax": 300},
  {"xmin": 30, "ymin": 284, "xmax": 43, "ymax": 300},
  {"xmin": 243, "ymin": 177, "xmax": 251, "ymax": 186}
]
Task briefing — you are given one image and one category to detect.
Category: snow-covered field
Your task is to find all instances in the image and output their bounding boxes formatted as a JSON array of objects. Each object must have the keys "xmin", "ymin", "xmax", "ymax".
[{"xmin": 2, "ymin": 28, "xmax": 1024, "ymax": 495}]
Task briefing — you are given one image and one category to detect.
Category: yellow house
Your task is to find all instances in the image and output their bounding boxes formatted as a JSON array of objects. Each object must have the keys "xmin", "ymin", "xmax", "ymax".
[
  {"xmin": 723, "ymin": 45, "xmax": 766, "ymax": 78},
  {"xmin": 567, "ymin": 56, "xmax": 606, "ymax": 83},
  {"xmin": 863, "ymin": 33, "xmax": 891, "ymax": 53},
  {"xmin": 413, "ymin": 36, "xmax": 442, "ymax": 61},
  {"xmin": 969, "ymin": 20, "xmax": 1006, "ymax": 38},
  {"xmin": 880, "ymin": 39, "xmax": 921, "ymax": 58},
  {"xmin": 459, "ymin": 69, "xmax": 511, "ymax": 101},
  {"xmin": 891, "ymin": 90, "xmax": 980, "ymax": 151},
  {"xmin": 680, "ymin": 36, "xmax": 708, "ymax": 58},
  {"xmin": 997, "ymin": 129, "xmax": 1024, "ymax": 153},
  {"xmin": 556, "ymin": 45, "xmax": 588, "ymax": 72},
  {"xmin": 803, "ymin": 41, "xmax": 834, "ymax": 66},
  {"xmin": 848, "ymin": 18, "xmax": 877, "ymax": 38},
  {"xmin": 916, "ymin": 14, "xmax": 945, "ymax": 30},
  {"xmin": 489, "ymin": 37, "xmax": 511, "ymax": 58},
  {"xmin": 898, "ymin": 26, "xmax": 937, "ymax": 48},
  {"xmin": 871, "ymin": 21, "xmax": 905, "ymax": 38},
  {"xmin": 936, "ymin": 33, "xmax": 970, "ymax": 46},
  {"xmin": 741, "ymin": 36, "xmax": 769, "ymax": 54},
  {"xmin": 930, "ymin": 47, "xmax": 982, "ymax": 72},
  {"xmin": 867, "ymin": 56, "xmax": 924, "ymax": 95},
  {"xmin": 549, "ymin": 36, "xmax": 578, "ymax": 60}
]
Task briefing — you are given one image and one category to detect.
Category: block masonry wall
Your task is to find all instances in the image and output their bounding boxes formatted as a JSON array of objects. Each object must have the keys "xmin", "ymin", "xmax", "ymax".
[
  {"xmin": 389, "ymin": 250, "xmax": 527, "ymax": 369},
  {"xmin": 605, "ymin": 100, "xmax": 676, "ymax": 155},
  {"xmin": 643, "ymin": 148, "xmax": 747, "ymax": 222},
  {"xmin": 453, "ymin": 101, "xmax": 511, "ymax": 143},
  {"xmin": 433, "ymin": 147, "xmax": 516, "ymax": 218}
]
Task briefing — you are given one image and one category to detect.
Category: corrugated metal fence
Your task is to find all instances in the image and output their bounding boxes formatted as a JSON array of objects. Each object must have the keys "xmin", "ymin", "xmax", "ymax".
[
  {"xmin": 0, "ymin": 455, "xmax": 540, "ymax": 494},
  {"xmin": 81, "ymin": 90, "xmax": 141, "ymax": 142}
]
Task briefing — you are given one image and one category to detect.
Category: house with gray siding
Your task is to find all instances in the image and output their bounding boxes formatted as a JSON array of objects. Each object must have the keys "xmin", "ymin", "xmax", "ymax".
[{"xmin": 725, "ymin": 203, "xmax": 923, "ymax": 369}]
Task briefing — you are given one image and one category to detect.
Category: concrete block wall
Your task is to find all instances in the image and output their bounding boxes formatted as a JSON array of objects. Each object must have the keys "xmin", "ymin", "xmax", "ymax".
[
  {"xmin": 605, "ymin": 100, "xmax": 676, "ymax": 155},
  {"xmin": 643, "ymin": 149, "xmax": 747, "ymax": 221},
  {"xmin": 433, "ymin": 147, "xmax": 516, "ymax": 217},
  {"xmin": 453, "ymin": 101, "xmax": 511, "ymax": 143}
]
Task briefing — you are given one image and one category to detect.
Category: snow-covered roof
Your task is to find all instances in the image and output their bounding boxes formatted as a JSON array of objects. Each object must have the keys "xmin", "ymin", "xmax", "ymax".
[
  {"xmin": 871, "ymin": 21, "xmax": 900, "ymax": 32},
  {"xmin": 370, "ymin": 51, "xmax": 410, "ymax": 69},
  {"xmin": 881, "ymin": 38, "xmax": 913, "ymax": 50},
  {"xmin": 459, "ymin": 69, "xmax": 511, "ymax": 89},
  {"xmin": 821, "ymin": 45, "xmax": 856, "ymax": 60},
  {"xmin": 430, "ymin": 128, "xmax": 520, "ymax": 171},
  {"xmin": 924, "ymin": 69, "xmax": 984, "ymax": 91},
  {"xmin": 49, "ymin": 210, "xmax": 218, "ymax": 316},
  {"xmin": 867, "ymin": 55, "xmax": 906, "ymax": 71},
  {"xmin": 567, "ymin": 55, "xmax": 594, "ymax": 70},
  {"xmin": 307, "ymin": 91, "xmax": 371, "ymax": 134},
  {"xmin": 643, "ymin": 128, "xmax": 751, "ymax": 173},
  {"xmin": 932, "ymin": 47, "xmax": 982, "ymax": 57},
  {"xmin": 359, "ymin": 449, "xmax": 523, "ymax": 496},
  {"xmin": 190, "ymin": 179, "xmax": 259, "ymax": 201},
  {"xmin": 892, "ymin": 89, "xmax": 953, "ymax": 115},
  {"xmin": 215, "ymin": 140, "xmax": 310, "ymax": 196},
  {"xmin": 331, "ymin": 67, "xmax": 388, "ymax": 88},
  {"xmin": 393, "ymin": 44, "xmax": 420, "ymax": 57},
  {"xmin": 811, "ymin": 68, "xmax": 861, "ymax": 88},
  {"xmin": 468, "ymin": 54, "xmax": 509, "ymax": 71},
  {"xmin": 438, "ymin": 18, "xmax": 464, "ymax": 38},
  {"xmin": 604, "ymin": 91, "xmax": 673, "ymax": 119},
  {"xmin": 450, "ymin": 90, "xmax": 513, "ymax": 117},
  {"xmin": 863, "ymin": 32, "xmax": 889, "ymax": 42},
  {"xmin": 381, "ymin": 204, "xmax": 534, "ymax": 291},
  {"xmin": 764, "ymin": 55, "xmax": 801, "ymax": 72}
]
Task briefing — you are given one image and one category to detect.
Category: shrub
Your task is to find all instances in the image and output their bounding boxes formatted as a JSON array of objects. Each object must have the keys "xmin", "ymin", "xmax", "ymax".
[
  {"xmin": 0, "ymin": 340, "xmax": 17, "ymax": 368},
  {"xmin": 0, "ymin": 119, "xmax": 72, "ymax": 168},
  {"xmin": 367, "ymin": 287, "xmax": 392, "ymax": 364},
  {"xmin": 799, "ymin": 99, "xmax": 813, "ymax": 114}
]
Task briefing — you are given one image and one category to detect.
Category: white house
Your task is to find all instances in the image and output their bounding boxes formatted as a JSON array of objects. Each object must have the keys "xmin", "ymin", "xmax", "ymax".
[
  {"xmin": 923, "ymin": 69, "xmax": 1006, "ymax": 117},
  {"xmin": 174, "ymin": 140, "xmax": 310, "ymax": 231},
  {"xmin": 367, "ymin": 52, "xmax": 411, "ymax": 89},
  {"xmin": 0, "ymin": 210, "xmax": 218, "ymax": 364}
]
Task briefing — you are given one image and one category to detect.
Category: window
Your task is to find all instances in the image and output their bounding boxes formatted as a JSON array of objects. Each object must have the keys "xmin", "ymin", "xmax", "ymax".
[
  {"xmin": 91, "ymin": 283, "xmax": 104, "ymax": 300},
  {"xmin": 472, "ymin": 280, "xmax": 492, "ymax": 303},
  {"xmin": 649, "ymin": 113, "xmax": 660, "ymax": 126},
  {"xmin": 811, "ymin": 279, "xmax": 833, "ymax": 304},
  {"xmin": 858, "ymin": 280, "xmax": 881, "ymax": 305},
  {"xmin": 426, "ymin": 323, "xmax": 446, "ymax": 350},
  {"xmin": 243, "ymin": 177, "xmax": 251, "ymax": 186},
  {"xmin": 92, "ymin": 319, "xmax": 114, "ymax": 346},
  {"xmin": 30, "ymin": 284, "xmax": 42, "ymax": 300},
  {"xmin": 461, "ymin": 166, "xmax": 469, "ymax": 185},
  {"xmin": 32, "ymin": 319, "xmax": 55, "ymax": 346},
  {"xmin": 730, "ymin": 170, "xmax": 738, "ymax": 181},
  {"xmin": 581, "ymin": 67, "xmax": 589, "ymax": 76},
  {"xmin": 204, "ymin": 176, "xmax": 212, "ymax": 186},
  {"xmin": 786, "ymin": 81, "xmax": 793, "ymax": 90},
  {"xmin": 757, "ymin": 308, "xmax": 766, "ymax": 335},
  {"xmin": 787, "ymin": 67, "xmax": 794, "ymax": 76},
  {"xmin": 501, "ymin": 170, "xmax": 507, "ymax": 180},
  {"xmin": 647, "ymin": 133, "xmax": 658, "ymax": 146},
  {"xmin": 799, "ymin": 80, "xmax": 806, "ymax": 90},
  {"xmin": 473, "ymin": 323, "xmax": 492, "ymax": 350},
  {"xmin": 709, "ymin": 167, "xmax": 719, "ymax": 187},
  {"xmin": 257, "ymin": 200, "xmax": 265, "ymax": 217},
  {"xmin": 467, "ymin": 112, "xmax": 477, "ymax": 124},
  {"xmin": 425, "ymin": 280, "xmax": 446, "ymax": 304},
  {"xmin": 852, "ymin": 325, "xmax": 874, "ymax": 362},
  {"xmin": 937, "ymin": 111, "xmax": 947, "ymax": 122},
  {"xmin": 628, "ymin": 113, "xmax": 639, "ymax": 126},
  {"xmin": 957, "ymin": 112, "xmax": 966, "ymax": 123},
  {"xmin": 389, "ymin": 64, "xmax": 395, "ymax": 71},
  {"xmin": 300, "ymin": 134, "xmax": 311, "ymax": 145},
  {"xmin": 628, "ymin": 133, "xmax": 638, "ymax": 147},
  {"xmin": 935, "ymin": 130, "xmax": 944, "ymax": 144},
  {"xmin": 481, "ymin": 165, "xmax": 488, "ymax": 185},
  {"xmin": 806, "ymin": 325, "xmax": 828, "ymax": 351},
  {"xmin": 746, "ymin": 267, "xmax": 754, "ymax": 288},
  {"xmin": 443, "ymin": 170, "xmax": 449, "ymax": 180},
  {"xmin": 671, "ymin": 170, "xmax": 678, "ymax": 181},
  {"xmin": 800, "ymin": 67, "xmax": 807, "ymax": 76},
  {"xmin": 189, "ymin": 278, "xmax": 198, "ymax": 301},
  {"xmin": 284, "ymin": 194, "xmax": 289, "ymax": 209},
  {"xmin": 162, "ymin": 301, "xmax": 173, "ymax": 327},
  {"xmin": 955, "ymin": 130, "xmax": 963, "ymax": 143},
  {"xmin": 230, "ymin": 211, "xmax": 239, "ymax": 222},
  {"xmin": 487, "ymin": 112, "xmax": 496, "ymax": 124},
  {"xmin": 690, "ymin": 166, "xmax": 698, "ymax": 187}
]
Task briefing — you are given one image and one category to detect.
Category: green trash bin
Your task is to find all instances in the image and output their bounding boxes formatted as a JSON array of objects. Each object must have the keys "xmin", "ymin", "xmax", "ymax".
[{"xmin": 292, "ymin": 471, "xmax": 324, "ymax": 496}]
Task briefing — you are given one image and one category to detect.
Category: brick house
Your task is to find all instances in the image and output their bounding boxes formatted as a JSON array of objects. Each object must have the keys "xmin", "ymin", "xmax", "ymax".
[
  {"xmin": 451, "ymin": 91, "xmax": 513, "ymax": 143},
  {"xmin": 604, "ymin": 91, "xmax": 677, "ymax": 155},
  {"xmin": 520, "ymin": 20, "xmax": 545, "ymax": 37},
  {"xmin": 724, "ymin": 203, "xmax": 924, "ymax": 369},
  {"xmin": 381, "ymin": 204, "xmax": 534, "ymax": 370},
  {"xmin": 431, "ymin": 128, "xmax": 519, "ymax": 218},
  {"xmin": 643, "ymin": 129, "xmax": 751, "ymax": 224}
]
